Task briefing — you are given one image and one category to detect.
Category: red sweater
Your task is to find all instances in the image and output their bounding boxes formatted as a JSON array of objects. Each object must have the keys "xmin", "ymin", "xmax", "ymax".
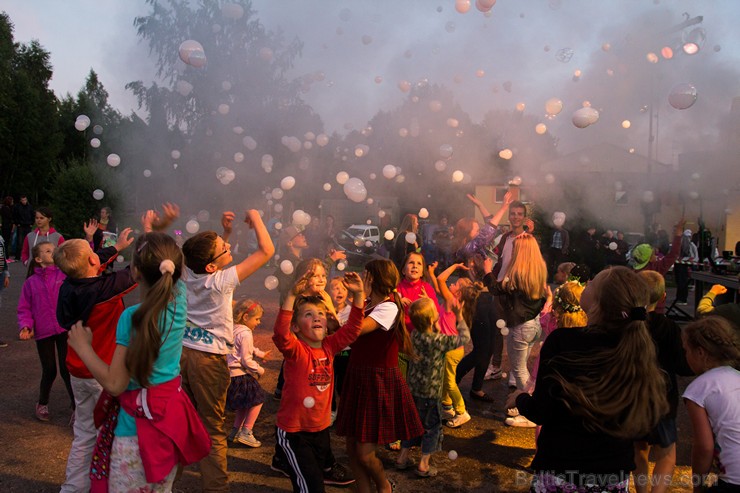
[
  {"xmin": 397, "ymin": 278, "xmax": 441, "ymax": 332},
  {"xmin": 273, "ymin": 305, "xmax": 363, "ymax": 433}
]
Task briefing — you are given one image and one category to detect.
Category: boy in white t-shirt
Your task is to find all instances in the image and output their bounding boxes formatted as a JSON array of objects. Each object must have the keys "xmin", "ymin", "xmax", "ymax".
[{"xmin": 181, "ymin": 210, "xmax": 274, "ymax": 492}]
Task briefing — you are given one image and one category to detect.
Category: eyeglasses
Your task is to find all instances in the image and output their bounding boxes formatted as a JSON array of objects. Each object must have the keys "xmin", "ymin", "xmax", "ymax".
[{"xmin": 208, "ymin": 244, "xmax": 229, "ymax": 264}]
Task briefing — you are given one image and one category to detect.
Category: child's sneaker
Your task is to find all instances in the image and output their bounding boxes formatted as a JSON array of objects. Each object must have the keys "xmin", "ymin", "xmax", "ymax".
[
  {"xmin": 35, "ymin": 403, "xmax": 50, "ymax": 422},
  {"xmin": 235, "ymin": 428, "xmax": 261, "ymax": 448},
  {"xmin": 441, "ymin": 405, "xmax": 455, "ymax": 420},
  {"xmin": 484, "ymin": 365, "xmax": 502, "ymax": 380},
  {"xmin": 323, "ymin": 462, "xmax": 355, "ymax": 487},
  {"xmin": 227, "ymin": 427, "xmax": 239, "ymax": 443},
  {"xmin": 445, "ymin": 411, "xmax": 471, "ymax": 429}
]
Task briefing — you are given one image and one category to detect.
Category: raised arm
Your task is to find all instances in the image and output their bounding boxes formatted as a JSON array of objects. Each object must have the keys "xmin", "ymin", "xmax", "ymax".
[
  {"xmin": 68, "ymin": 321, "xmax": 130, "ymax": 395},
  {"xmin": 235, "ymin": 210, "xmax": 275, "ymax": 282},
  {"xmin": 221, "ymin": 211, "xmax": 235, "ymax": 244},
  {"xmin": 437, "ymin": 262, "xmax": 466, "ymax": 310}
]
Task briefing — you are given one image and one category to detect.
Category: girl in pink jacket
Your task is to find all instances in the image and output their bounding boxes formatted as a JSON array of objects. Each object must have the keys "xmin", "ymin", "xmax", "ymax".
[{"xmin": 18, "ymin": 242, "xmax": 74, "ymax": 422}]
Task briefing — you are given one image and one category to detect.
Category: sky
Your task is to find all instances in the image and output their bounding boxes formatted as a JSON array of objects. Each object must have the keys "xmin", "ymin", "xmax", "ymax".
[{"xmin": 4, "ymin": 0, "xmax": 740, "ymax": 233}]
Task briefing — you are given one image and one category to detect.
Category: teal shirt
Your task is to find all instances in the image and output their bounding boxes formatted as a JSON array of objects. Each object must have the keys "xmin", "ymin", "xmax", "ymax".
[{"xmin": 114, "ymin": 281, "xmax": 187, "ymax": 436}]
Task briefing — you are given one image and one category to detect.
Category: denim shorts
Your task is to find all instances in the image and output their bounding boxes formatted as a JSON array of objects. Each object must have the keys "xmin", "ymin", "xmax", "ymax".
[{"xmin": 401, "ymin": 396, "xmax": 442, "ymax": 455}]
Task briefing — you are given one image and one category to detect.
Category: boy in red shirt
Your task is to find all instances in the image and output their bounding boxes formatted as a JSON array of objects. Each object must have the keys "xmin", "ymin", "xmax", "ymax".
[{"xmin": 273, "ymin": 272, "xmax": 365, "ymax": 493}]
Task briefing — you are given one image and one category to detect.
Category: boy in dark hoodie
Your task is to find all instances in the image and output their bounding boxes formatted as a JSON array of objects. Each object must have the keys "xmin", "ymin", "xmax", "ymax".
[{"xmin": 55, "ymin": 204, "xmax": 177, "ymax": 493}]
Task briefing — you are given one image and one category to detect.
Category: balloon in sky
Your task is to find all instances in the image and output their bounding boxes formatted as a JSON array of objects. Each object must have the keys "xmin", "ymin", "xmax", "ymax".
[
  {"xmin": 92, "ymin": 189, "xmax": 104, "ymax": 200},
  {"xmin": 178, "ymin": 40, "xmax": 206, "ymax": 67},
  {"xmin": 668, "ymin": 83, "xmax": 697, "ymax": 110},
  {"xmin": 280, "ymin": 176, "xmax": 296, "ymax": 191},
  {"xmin": 90, "ymin": 138, "xmax": 101, "ymax": 148},
  {"xmin": 572, "ymin": 107, "xmax": 600, "ymax": 128},
  {"xmin": 545, "ymin": 98, "xmax": 563, "ymax": 116},
  {"xmin": 382, "ymin": 164, "xmax": 397, "ymax": 179},
  {"xmin": 343, "ymin": 177, "xmax": 368, "ymax": 203},
  {"xmin": 264, "ymin": 275, "xmax": 279, "ymax": 290},
  {"xmin": 455, "ymin": 0, "xmax": 471, "ymax": 14},
  {"xmin": 107, "ymin": 154, "xmax": 121, "ymax": 167},
  {"xmin": 439, "ymin": 144, "xmax": 454, "ymax": 158}
]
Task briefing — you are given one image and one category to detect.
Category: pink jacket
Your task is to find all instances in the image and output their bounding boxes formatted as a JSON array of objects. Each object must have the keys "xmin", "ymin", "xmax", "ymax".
[{"xmin": 18, "ymin": 265, "xmax": 66, "ymax": 340}]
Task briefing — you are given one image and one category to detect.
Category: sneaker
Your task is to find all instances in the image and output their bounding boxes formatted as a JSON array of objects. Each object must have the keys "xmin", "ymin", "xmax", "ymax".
[
  {"xmin": 505, "ymin": 415, "xmax": 537, "ymax": 428},
  {"xmin": 323, "ymin": 462, "xmax": 355, "ymax": 487},
  {"xmin": 235, "ymin": 428, "xmax": 261, "ymax": 447},
  {"xmin": 441, "ymin": 405, "xmax": 455, "ymax": 420},
  {"xmin": 484, "ymin": 366, "xmax": 502, "ymax": 380},
  {"xmin": 271, "ymin": 454, "xmax": 290, "ymax": 478},
  {"xmin": 445, "ymin": 411, "xmax": 471, "ymax": 429},
  {"xmin": 35, "ymin": 403, "xmax": 50, "ymax": 422},
  {"xmin": 227, "ymin": 427, "xmax": 239, "ymax": 443},
  {"xmin": 0, "ymin": 340, "xmax": 8, "ymax": 348}
]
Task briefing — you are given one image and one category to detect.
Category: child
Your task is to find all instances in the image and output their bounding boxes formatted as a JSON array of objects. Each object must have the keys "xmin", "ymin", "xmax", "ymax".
[
  {"xmin": 396, "ymin": 297, "xmax": 471, "ymax": 477},
  {"xmin": 682, "ymin": 316, "xmax": 740, "ymax": 492},
  {"xmin": 634, "ymin": 270, "xmax": 694, "ymax": 493},
  {"xmin": 18, "ymin": 242, "xmax": 74, "ymax": 421},
  {"xmin": 21, "ymin": 206, "xmax": 65, "ymax": 265},
  {"xmin": 226, "ymin": 299, "xmax": 271, "ymax": 447},
  {"xmin": 329, "ymin": 276, "xmax": 352, "ymax": 417},
  {"xmin": 335, "ymin": 259, "xmax": 424, "ymax": 493},
  {"xmin": 68, "ymin": 232, "xmax": 210, "ymax": 492},
  {"xmin": 55, "ymin": 223, "xmax": 139, "ymax": 493},
  {"xmin": 329, "ymin": 276, "xmax": 352, "ymax": 324},
  {"xmin": 511, "ymin": 266, "xmax": 670, "ymax": 492},
  {"xmin": 398, "ymin": 251, "xmax": 441, "ymax": 333},
  {"xmin": 180, "ymin": 209, "xmax": 274, "ymax": 492},
  {"xmin": 273, "ymin": 272, "xmax": 365, "ymax": 493},
  {"xmin": 429, "ymin": 262, "xmax": 479, "ymax": 428}
]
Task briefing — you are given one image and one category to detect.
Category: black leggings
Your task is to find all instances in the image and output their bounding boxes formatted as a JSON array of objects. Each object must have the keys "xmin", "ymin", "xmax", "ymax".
[
  {"xmin": 35, "ymin": 333, "xmax": 74, "ymax": 407},
  {"xmin": 456, "ymin": 291, "xmax": 498, "ymax": 393}
]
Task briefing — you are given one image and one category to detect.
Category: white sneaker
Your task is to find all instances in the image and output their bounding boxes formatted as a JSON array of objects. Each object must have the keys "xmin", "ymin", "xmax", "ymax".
[
  {"xmin": 505, "ymin": 415, "xmax": 536, "ymax": 428},
  {"xmin": 445, "ymin": 411, "xmax": 471, "ymax": 428},
  {"xmin": 506, "ymin": 407, "xmax": 520, "ymax": 417},
  {"xmin": 441, "ymin": 406, "xmax": 455, "ymax": 420},
  {"xmin": 235, "ymin": 428, "xmax": 262, "ymax": 447},
  {"xmin": 484, "ymin": 366, "xmax": 503, "ymax": 381}
]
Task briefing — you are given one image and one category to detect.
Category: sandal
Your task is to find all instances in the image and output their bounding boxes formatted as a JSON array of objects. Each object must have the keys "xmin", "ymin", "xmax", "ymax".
[
  {"xmin": 415, "ymin": 466, "xmax": 438, "ymax": 478},
  {"xmin": 395, "ymin": 458, "xmax": 415, "ymax": 471}
]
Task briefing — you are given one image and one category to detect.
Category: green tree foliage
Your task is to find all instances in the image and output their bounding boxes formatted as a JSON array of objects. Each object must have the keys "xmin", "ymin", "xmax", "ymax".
[{"xmin": 0, "ymin": 13, "xmax": 62, "ymax": 203}]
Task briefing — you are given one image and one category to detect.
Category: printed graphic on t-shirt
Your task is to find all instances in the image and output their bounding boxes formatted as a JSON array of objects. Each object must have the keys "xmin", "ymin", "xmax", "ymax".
[{"xmin": 309, "ymin": 356, "xmax": 331, "ymax": 392}]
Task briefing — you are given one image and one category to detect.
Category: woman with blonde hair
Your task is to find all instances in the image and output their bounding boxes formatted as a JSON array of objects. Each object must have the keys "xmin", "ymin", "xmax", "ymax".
[
  {"xmin": 508, "ymin": 266, "xmax": 669, "ymax": 492},
  {"xmin": 488, "ymin": 233, "xmax": 547, "ymax": 400}
]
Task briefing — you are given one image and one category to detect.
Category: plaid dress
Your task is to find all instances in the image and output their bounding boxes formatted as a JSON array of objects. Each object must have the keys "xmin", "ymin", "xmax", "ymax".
[{"xmin": 335, "ymin": 301, "xmax": 423, "ymax": 444}]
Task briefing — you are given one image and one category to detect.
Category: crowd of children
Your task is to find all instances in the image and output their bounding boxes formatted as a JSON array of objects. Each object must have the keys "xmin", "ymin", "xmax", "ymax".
[{"xmin": 3, "ymin": 199, "xmax": 739, "ymax": 493}]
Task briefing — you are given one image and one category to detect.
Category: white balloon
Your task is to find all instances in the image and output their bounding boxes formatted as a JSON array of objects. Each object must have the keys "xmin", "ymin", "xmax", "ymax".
[
  {"xmin": 434, "ymin": 160, "xmax": 447, "ymax": 172},
  {"xmin": 218, "ymin": 104, "xmax": 230, "ymax": 115},
  {"xmin": 452, "ymin": 170, "xmax": 464, "ymax": 183},
  {"xmin": 609, "ymin": 242, "xmax": 618, "ymax": 251},
  {"xmin": 405, "ymin": 232, "xmax": 417, "ymax": 244},
  {"xmin": 242, "ymin": 136, "xmax": 257, "ymax": 150},
  {"xmin": 343, "ymin": 177, "xmax": 368, "ymax": 203},
  {"xmin": 382, "ymin": 164, "xmax": 397, "ymax": 179},
  {"xmin": 545, "ymin": 97, "xmax": 563, "ymax": 115},
  {"xmin": 233, "ymin": 152, "xmax": 244, "ymax": 163},
  {"xmin": 303, "ymin": 396, "xmax": 316, "ymax": 408},
  {"xmin": 178, "ymin": 40, "xmax": 206, "ymax": 67},
  {"xmin": 280, "ymin": 260, "xmax": 294, "ymax": 275},
  {"xmin": 572, "ymin": 107, "xmax": 600, "ymax": 128},
  {"xmin": 336, "ymin": 171, "xmax": 349, "ymax": 185},
  {"xmin": 316, "ymin": 134, "xmax": 329, "ymax": 147},
  {"xmin": 323, "ymin": 183, "xmax": 332, "ymax": 191},
  {"xmin": 171, "ymin": 150, "xmax": 181, "ymax": 159},
  {"xmin": 500, "ymin": 327, "xmax": 510, "ymax": 336},
  {"xmin": 143, "ymin": 169, "xmax": 152, "ymax": 178},
  {"xmin": 175, "ymin": 80, "xmax": 193, "ymax": 97},
  {"xmin": 107, "ymin": 154, "xmax": 121, "ymax": 167},
  {"xmin": 186, "ymin": 220, "xmax": 200, "ymax": 234},
  {"xmin": 74, "ymin": 120, "xmax": 88, "ymax": 131},
  {"xmin": 439, "ymin": 144, "xmax": 454, "ymax": 158},
  {"xmin": 448, "ymin": 450, "xmax": 459, "ymax": 460},
  {"xmin": 668, "ymin": 83, "xmax": 698, "ymax": 110},
  {"xmin": 499, "ymin": 149, "xmax": 513, "ymax": 160},
  {"xmin": 264, "ymin": 275, "xmax": 279, "ymax": 290},
  {"xmin": 92, "ymin": 189, "xmax": 104, "ymax": 200},
  {"xmin": 496, "ymin": 319, "xmax": 507, "ymax": 329},
  {"xmin": 418, "ymin": 208, "xmax": 429, "ymax": 219},
  {"xmin": 90, "ymin": 138, "xmax": 101, "ymax": 148},
  {"xmin": 281, "ymin": 176, "xmax": 296, "ymax": 191},
  {"xmin": 197, "ymin": 210, "xmax": 210, "ymax": 222},
  {"xmin": 272, "ymin": 187, "xmax": 285, "ymax": 200},
  {"xmin": 384, "ymin": 230, "xmax": 395, "ymax": 241},
  {"xmin": 336, "ymin": 260, "xmax": 347, "ymax": 271}
]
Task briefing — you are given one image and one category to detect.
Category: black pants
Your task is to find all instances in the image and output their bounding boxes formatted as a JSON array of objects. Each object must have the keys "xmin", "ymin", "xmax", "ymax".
[
  {"xmin": 35, "ymin": 333, "xmax": 74, "ymax": 407},
  {"xmin": 674, "ymin": 264, "xmax": 690, "ymax": 303},
  {"xmin": 15, "ymin": 225, "xmax": 31, "ymax": 257},
  {"xmin": 456, "ymin": 291, "xmax": 498, "ymax": 393},
  {"xmin": 276, "ymin": 427, "xmax": 333, "ymax": 493}
]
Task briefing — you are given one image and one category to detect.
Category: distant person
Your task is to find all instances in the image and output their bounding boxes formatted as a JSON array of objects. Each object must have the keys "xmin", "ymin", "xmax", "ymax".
[
  {"xmin": 391, "ymin": 213, "xmax": 419, "ymax": 272},
  {"xmin": 682, "ymin": 316, "xmax": 740, "ymax": 492},
  {"xmin": 674, "ymin": 229, "xmax": 699, "ymax": 305},
  {"xmin": 0, "ymin": 232, "xmax": 10, "ymax": 348},
  {"xmin": 546, "ymin": 212, "xmax": 570, "ymax": 282},
  {"xmin": 13, "ymin": 195, "xmax": 34, "ymax": 258},
  {"xmin": 20, "ymin": 207, "xmax": 65, "ymax": 265},
  {"xmin": 92, "ymin": 206, "xmax": 118, "ymax": 250}
]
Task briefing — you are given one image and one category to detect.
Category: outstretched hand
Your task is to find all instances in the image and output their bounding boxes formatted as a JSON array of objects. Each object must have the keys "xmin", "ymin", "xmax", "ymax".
[
  {"xmin": 502, "ymin": 190, "xmax": 514, "ymax": 206},
  {"xmin": 83, "ymin": 219, "xmax": 99, "ymax": 240},
  {"xmin": 153, "ymin": 203, "xmax": 180, "ymax": 231},
  {"xmin": 466, "ymin": 194, "xmax": 483, "ymax": 207},
  {"xmin": 341, "ymin": 272, "xmax": 364, "ymax": 296},
  {"xmin": 114, "ymin": 228, "xmax": 135, "ymax": 252},
  {"xmin": 243, "ymin": 209, "xmax": 261, "ymax": 228},
  {"xmin": 222, "ymin": 211, "xmax": 235, "ymax": 233}
]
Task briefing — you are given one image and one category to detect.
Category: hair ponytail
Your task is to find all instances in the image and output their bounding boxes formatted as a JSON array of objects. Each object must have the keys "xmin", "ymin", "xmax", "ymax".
[
  {"xmin": 365, "ymin": 259, "xmax": 414, "ymax": 357},
  {"xmin": 126, "ymin": 233, "xmax": 183, "ymax": 387}
]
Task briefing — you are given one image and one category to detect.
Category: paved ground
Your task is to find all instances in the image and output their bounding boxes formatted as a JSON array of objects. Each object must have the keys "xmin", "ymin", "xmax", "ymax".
[{"xmin": 0, "ymin": 259, "xmax": 699, "ymax": 492}]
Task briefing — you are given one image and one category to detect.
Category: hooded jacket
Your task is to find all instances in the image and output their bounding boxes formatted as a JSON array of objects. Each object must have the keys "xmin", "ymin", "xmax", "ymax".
[
  {"xmin": 21, "ymin": 227, "xmax": 65, "ymax": 265},
  {"xmin": 18, "ymin": 265, "xmax": 66, "ymax": 340}
]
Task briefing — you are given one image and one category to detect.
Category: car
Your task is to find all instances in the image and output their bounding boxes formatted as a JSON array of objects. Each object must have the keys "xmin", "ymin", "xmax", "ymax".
[{"xmin": 346, "ymin": 225, "xmax": 380, "ymax": 245}]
